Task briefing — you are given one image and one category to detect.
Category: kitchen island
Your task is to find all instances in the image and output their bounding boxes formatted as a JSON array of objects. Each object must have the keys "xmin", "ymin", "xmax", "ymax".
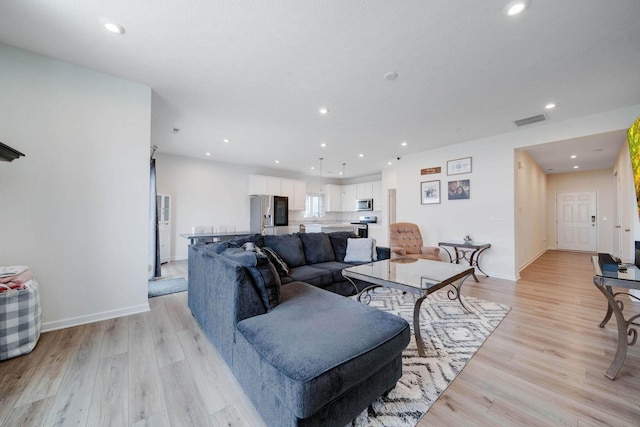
[{"xmin": 303, "ymin": 223, "xmax": 355, "ymax": 233}]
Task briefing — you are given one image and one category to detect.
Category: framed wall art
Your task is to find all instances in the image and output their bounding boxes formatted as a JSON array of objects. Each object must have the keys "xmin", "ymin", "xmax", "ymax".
[
  {"xmin": 447, "ymin": 179, "xmax": 470, "ymax": 200},
  {"xmin": 447, "ymin": 157, "xmax": 472, "ymax": 175},
  {"xmin": 421, "ymin": 180, "xmax": 441, "ymax": 205}
]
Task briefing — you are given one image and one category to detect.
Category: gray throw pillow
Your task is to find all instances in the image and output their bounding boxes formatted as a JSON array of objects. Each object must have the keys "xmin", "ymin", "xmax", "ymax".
[
  {"xmin": 263, "ymin": 234, "xmax": 306, "ymax": 268},
  {"xmin": 299, "ymin": 232, "xmax": 336, "ymax": 264}
]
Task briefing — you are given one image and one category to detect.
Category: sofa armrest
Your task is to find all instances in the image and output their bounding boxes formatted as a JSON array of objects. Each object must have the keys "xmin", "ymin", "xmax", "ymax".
[
  {"xmin": 420, "ymin": 246, "xmax": 440, "ymax": 256},
  {"xmin": 375, "ymin": 246, "xmax": 391, "ymax": 260}
]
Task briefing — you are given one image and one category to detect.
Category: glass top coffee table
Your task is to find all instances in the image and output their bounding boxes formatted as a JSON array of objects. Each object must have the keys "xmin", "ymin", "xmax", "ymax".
[{"xmin": 342, "ymin": 258, "xmax": 475, "ymax": 356}]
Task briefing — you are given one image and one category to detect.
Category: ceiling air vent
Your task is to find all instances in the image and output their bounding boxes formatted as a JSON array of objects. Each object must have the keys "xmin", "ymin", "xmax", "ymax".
[{"xmin": 514, "ymin": 113, "xmax": 547, "ymax": 127}]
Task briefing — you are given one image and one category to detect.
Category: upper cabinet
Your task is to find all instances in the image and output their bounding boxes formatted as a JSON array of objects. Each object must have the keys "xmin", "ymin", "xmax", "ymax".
[
  {"xmin": 372, "ymin": 181, "xmax": 382, "ymax": 207},
  {"xmin": 248, "ymin": 175, "xmax": 268, "ymax": 195},
  {"xmin": 356, "ymin": 182, "xmax": 373, "ymax": 199},
  {"xmin": 248, "ymin": 175, "xmax": 306, "ymax": 211},
  {"xmin": 341, "ymin": 184, "xmax": 357, "ymax": 212},
  {"xmin": 324, "ymin": 184, "xmax": 342, "ymax": 212}
]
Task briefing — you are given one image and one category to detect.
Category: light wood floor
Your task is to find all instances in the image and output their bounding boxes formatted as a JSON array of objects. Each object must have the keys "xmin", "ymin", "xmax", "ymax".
[{"xmin": 1, "ymin": 251, "xmax": 639, "ymax": 426}]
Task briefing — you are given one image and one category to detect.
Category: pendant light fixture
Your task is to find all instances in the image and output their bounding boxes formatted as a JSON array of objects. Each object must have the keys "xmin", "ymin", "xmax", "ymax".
[{"xmin": 319, "ymin": 157, "xmax": 324, "ymax": 192}]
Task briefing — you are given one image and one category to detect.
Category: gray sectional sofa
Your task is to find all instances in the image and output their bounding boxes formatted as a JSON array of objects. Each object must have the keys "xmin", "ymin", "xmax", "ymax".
[{"xmin": 188, "ymin": 231, "xmax": 410, "ymax": 426}]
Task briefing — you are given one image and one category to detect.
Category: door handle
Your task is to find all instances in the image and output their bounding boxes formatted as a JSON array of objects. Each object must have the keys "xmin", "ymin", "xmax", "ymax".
[
  {"xmin": 615, "ymin": 225, "xmax": 621, "ymax": 228},
  {"xmin": 625, "ymin": 228, "xmax": 631, "ymax": 232}
]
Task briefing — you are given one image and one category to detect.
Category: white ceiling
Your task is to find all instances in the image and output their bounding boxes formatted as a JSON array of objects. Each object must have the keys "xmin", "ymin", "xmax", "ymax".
[{"xmin": 1, "ymin": 1, "xmax": 639, "ymax": 178}]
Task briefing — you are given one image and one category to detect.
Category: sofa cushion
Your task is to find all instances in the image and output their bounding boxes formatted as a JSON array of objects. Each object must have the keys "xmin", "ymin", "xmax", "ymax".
[
  {"xmin": 311, "ymin": 261, "xmax": 355, "ymax": 283},
  {"xmin": 264, "ymin": 234, "xmax": 306, "ymax": 268},
  {"xmin": 328, "ymin": 231, "xmax": 357, "ymax": 262},
  {"xmin": 344, "ymin": 238, "xmax": 376, "ymax": 263},
  {"xmin": 261, "ymin": 247, "xmax": 290, "ymax": 277},
  {"xmin": 299, "ymin": 232, "xmax": 336, "ymax": 264},
  {"xmin": 235, "ymin": 282, "xmax": 410, "ymax": 418},
  {"xmin": 287, "ymin": 265, "xmax": 333, "ymax": 288},
  {"xmin": 221, "ymin": 248, "xmax": 281, "ymax": 310}
]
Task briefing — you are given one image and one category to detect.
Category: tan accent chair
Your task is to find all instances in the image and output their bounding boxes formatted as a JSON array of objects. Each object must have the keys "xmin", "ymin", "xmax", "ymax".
[{"xmin": 388, "ymin": 222, "xmax": 441, "ymax": 261}]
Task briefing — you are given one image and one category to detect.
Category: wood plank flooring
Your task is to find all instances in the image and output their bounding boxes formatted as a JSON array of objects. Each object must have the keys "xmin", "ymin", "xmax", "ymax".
[{"xmin": 1, "ymin": 252, "xmax": 639, "ymax": 426}]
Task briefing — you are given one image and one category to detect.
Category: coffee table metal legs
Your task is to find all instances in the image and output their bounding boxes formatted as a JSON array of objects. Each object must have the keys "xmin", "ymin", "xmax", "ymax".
[
  {"xmin": 413, "ymin": 295, "xmax": 428, "ymax": 357},
  {"xmin": 347, "ymin": 275, "xmax": 473, "ymax": 357},
  {"xmin": 595, "ymin": 280, "xmax": 640, "ymax": 380}
]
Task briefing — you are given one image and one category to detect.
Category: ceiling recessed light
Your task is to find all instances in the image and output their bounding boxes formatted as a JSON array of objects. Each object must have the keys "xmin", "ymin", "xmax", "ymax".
[
  {"xmin": 104, "ymin": 22, "xmax": 125, "ymax": 34},
  {"xmin": 359, "ymin": 154, "xmax": 364, "ymax": 158},
  {"xmin": 570, "ymin": 155, "xmax": 577, "ymax": 159},
  {"xmin": 573, "ymin": 165, "xmax": 579, "ymax": 169},
  {"xmin": 504, "ymin": 0, "xmax": 529, "ymax": 16},
  {"xmin": 384, "ymin": 72, "xmax": 398, "ymax": 81},
  {"xmin": 310, "ymin": 166, "xmax": 315, "ymax": 170},
  {"xmin": 319, "ymin": 108, "xmax": 329, "ymax": 115},
  {"xmin": 388, "ymin": 161, "xmax": 393, "ymax": 165},
  {"xmin": 223, "ymin": 139, "xmax": 230, "ymax": 143},
  {"xmin": 275, "ymin": 160, "xmax": 280, "ymax": 164},
  {"xmin": 205, "ymin": 152, "xmax": 211, "ymax": 156},
  {"xmin": 401, "ymin": 142, "xmax": 408, "ymax": 147},
  {"xmin": 321, "ymin": 143, "xmax": 327, "ymax": 147},
  {"xmin": 545, "ymin": 103, "xmax": 556, "ymax": 109}
]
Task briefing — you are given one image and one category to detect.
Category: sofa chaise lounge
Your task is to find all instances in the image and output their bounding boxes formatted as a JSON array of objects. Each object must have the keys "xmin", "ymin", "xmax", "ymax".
[{"xmin": 188, "ymin": 232, "xmax": 410, "ymax": 426}]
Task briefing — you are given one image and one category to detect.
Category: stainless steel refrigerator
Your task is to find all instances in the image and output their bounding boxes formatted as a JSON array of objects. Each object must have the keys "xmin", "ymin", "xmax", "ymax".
[{"xmin": 250, "ymin": 195, "xmax": 289, "ymax": 235}]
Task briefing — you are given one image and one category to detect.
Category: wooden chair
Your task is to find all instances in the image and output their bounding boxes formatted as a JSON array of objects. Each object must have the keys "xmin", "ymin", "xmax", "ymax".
[{"xmin": 388, "ymin": 222, "xmax": 441, "ymax": 261}]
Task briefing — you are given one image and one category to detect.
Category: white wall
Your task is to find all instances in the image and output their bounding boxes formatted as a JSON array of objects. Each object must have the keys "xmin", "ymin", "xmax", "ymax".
[
  {"xmin": 0, "ymin": 44, "xmax": 152, "ymax": 330},
  {"xmin": 154, "ymin": 153, "xmax": 255, "ymax": 261},
  {"xmin": 514, "ymin": 150, "xmax": 547, "ymax": 270},
  {"xmin": 396, "ymin": 104, "xmax": 640, "ymax": 281},
  {"xmin": 545, "ymin": 169, "xmax": 615, "ymax": 253}
]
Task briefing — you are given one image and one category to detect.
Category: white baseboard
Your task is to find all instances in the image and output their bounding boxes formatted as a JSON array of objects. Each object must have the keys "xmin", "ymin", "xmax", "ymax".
[
  {"xmin": 517, "ymin": 248, "xmax": 547, "ymax": 274},
  {"xmin": 41, "ymin": 303, "xmax": 150, "ymax": 333}
]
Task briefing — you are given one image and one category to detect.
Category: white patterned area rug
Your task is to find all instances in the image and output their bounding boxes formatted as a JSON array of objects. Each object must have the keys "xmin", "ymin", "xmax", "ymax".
[{"xmin": 350, "ymin": 287, "xmax": 510, "ymax": 427}]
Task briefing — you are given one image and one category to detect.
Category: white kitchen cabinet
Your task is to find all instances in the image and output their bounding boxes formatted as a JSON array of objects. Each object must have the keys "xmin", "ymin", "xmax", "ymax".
[
  {"xmin": 156, "ymin": 194, "xmax": 171, "ymax": 263},
  {"xmin": 281, "ymin": 178, "xmax": 306, "ymax": 211},
  {"xmin": 324, "ymin": 184, "xmax": 342, "ymax": 212},
  {"xmin": 293, "ymin": 180, "xmax": 306, "ymax": 211},
  {"xmin": 367, "ymin": 225, "xmax": 386, "ymax": 247},
  {"xmin": 341, "ymin": 184, "xmax": 357, "ymax": 212},
  {"xmin": 267, "ymin": 176, "xmax": 281, "ymax": 195},
  {"xmin": 280, "ymin": 178, "xmax": 294, "ymax": 198},
  {"xmin": 372, "ymin": 181, "xmax": 382, "ymax": 209},
  {"xmin": 356, "ymin": 182, "xmax": 373, "ymax": 199},
  {"xmin": 248, "ymin": 175, "xmax": 306, "ymax": 210},
  {"xmin": 248, "ymin": 175, "xmax": 268, "ymax": 195}
]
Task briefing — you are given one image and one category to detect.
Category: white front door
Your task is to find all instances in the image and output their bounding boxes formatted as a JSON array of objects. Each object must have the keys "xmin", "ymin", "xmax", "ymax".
[{"xmin": 556, "ymin": 192, "xmax": 597, "ymax": 252}]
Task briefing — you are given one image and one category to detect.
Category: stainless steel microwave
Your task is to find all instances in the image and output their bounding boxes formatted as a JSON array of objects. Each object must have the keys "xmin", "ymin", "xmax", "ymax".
[{"xmin": 356, "ymin": 199, "xmax": 373, "ymax": 211}]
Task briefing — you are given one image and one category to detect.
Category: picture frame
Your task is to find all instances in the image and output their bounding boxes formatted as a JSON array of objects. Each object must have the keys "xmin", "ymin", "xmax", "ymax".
[
  {"xmin": 447, "ymin": 157, "xmax": 472, "ymax": 175},
  {"xmin": 447, "ymin": 179, "xmax": 470, "ymax": 200},
  {"xmin": 421, "ymin": 180, "xmax": 441, "ymax": 205}
]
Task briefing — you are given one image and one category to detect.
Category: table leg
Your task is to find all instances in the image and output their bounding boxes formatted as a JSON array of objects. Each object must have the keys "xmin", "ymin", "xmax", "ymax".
[
  {"xmin": 343, "ymin": 275, "xmax": 360, "ymax": 296},
  {"xmin": 467, "ymin": 249, "xmax": 480, "ymax": 282},
  {"xmin": 595, "ymin": 282, "xmax": 630, "ymax": 380},
  {"xmin": 471, "ymin": 247, "xmax": 490, "ymax": 279},
  {"xmin": 599, "ymin": 285, "xmax": 614, "ymax": 328},
  {"xmin": 440, "ymin": 246, "xmax": 453, "ymax": 263},
  {"xmin": 413, "ymin": 295, "xmax": 428, "ymax": 357},
  {"xmin": 447, "ymin": 274, "xmax": 473, "ymax": 313}
]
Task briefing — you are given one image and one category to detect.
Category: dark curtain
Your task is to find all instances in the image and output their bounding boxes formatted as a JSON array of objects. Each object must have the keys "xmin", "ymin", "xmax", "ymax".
[{"xmin": 150, "ymin": 158, "xmax": 162, "ymax": 278}]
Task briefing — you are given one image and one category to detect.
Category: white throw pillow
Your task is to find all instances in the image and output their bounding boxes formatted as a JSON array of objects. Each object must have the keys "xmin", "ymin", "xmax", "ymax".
[{"xmin": 344, "ymin": 238, "xmax": 375, "ymax": 263}]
